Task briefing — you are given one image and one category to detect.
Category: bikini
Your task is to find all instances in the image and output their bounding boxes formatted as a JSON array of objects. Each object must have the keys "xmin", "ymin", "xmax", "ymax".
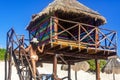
[{"xmin": 31, "ymin": 55, "xmax": 38, "ymax": 59}]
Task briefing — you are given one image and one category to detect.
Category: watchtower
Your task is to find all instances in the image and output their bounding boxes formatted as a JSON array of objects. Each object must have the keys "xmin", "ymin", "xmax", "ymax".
[{"xmin": 26, "ymin": 0, "xmax": 117, "ymax": 80}]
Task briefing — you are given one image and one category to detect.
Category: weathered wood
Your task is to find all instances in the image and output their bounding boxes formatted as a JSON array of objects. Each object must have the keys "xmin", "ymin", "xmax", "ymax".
[
  {"xmin": 95, "ymin": 59, "xmax": 100, "ymax": 80},
  {"xmin": 8, "ymin": 48, "xmax": 12, "ymax": 80},
  {"xmin": 58, "ymin": 55, "xmax": 68, "ymax": 65},
  {"xmin": 98, "ymin": 29, "xmax": 116, "ymax": 47},
  {"xmin": 68, "ymin": 62, "xmax": 71, "ymax": 80},
  {"xmin": 45, "ymin": 51, "xmax": 107, "ymax": 60},
  {"xmin": 80, "ymin": 25, "xmax": 95, "ymax": 43},
  {"xmin": 56, "ymin": 22, "xmax": 78, "ymax": 41},
  {"xmin": 46, "ymin": 43, "xmax": 61, "ymax": 51},
  {"xmin": 78, "ymin": 24, "xmax": 81, "ymax": 51},
  {"xmin": 53, "ymin": 54, "xmax": 58, "ymax": 80},
  {"xmin": 66, "ymin": 48, "xmax": 79, "ymax": 53},
  {"xmin": 54, "ymin": 16, "xmax": 58, "ymax": 39},
  {"xmin": 50, "ymin": 17, "xmax": 53, "ymax": 43},
  {"xmin": 52, "ymin": 16, "xmax": 79, "ymax": 24},
  {"xmin": 57, "ymin": 46, "xmax": 70, "ymax": 51}
]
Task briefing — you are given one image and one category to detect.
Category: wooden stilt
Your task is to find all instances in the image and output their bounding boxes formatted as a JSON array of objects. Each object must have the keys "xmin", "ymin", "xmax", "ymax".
[
  {"xmin": 5, "ymin": 33, "xmax": 9, "ymax": 80},
  {"xmin": 95, "ymin": 27, "xmax": 99, "ymax": 52},
  {"xmin": 95, "ymin": 59, "xmax": 100, "ymax": 80},
  {"xmin": 75, "ymin": 71, "xmax": 77, "ymax": 80},
  {"xmin": 8, "ymin": 44, "xmax": 13, "ymax": 80},
  {"xmin": 53, "ymin": 54, "xmax": 57, "ymax": 80},
  {"xmin": 113, "ymin": 73, "xmax": 115, "ymax": 80},
  {"xmin": 8, "ymin": 54, "xmax": 12, "ymax": 80},
  {"xmin": 68, "ymin": 62, "xmax": 71, "ymax": 80}
]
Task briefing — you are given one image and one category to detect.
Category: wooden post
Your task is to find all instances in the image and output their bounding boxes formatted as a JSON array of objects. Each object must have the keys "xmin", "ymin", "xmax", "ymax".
[
  {"xmin": 8, "ymin": 37, "xmax": 13, "ymax": 80},
  {"xmin": 75, "ymin": 71, "xmax": 77, "ymax": 80},
  {"xmin": 68, "ymin": 62, "xmax": 71, "ymax": 80},
  {"xmin": 95, "ymin": 59, "xmax": 100, "ymax": 80},
  {"xmin": 8, "ymin": 49, "xmax": 12, "ymax": 80},
  {"xmin": 50, "ymin": 17, "xmax": 53, "ymax": 44},
  {"xmin": 29, "ymin": 31, "xmax": 31, "ymax": 42},
  {"xmin": 78, "ymin": 24, "xmax": 81, "ymax": 51},
  {"xmin": 113, "ymin": 73, "xmax": 115, "ymax": 80},
  {"xmin": 95, "ymin": 27, "xmax": 99, "ymax": 52},
  {"xmin": 53, "ymin": 54, "xmax": 57, "ymax": 80},
  {"xmin": 5, "ymin": 33, "xmax": 9, "ymax": 80},
  {"xmin": 54, "ymin": 17, "xmax": 58, "ymax": 40}
]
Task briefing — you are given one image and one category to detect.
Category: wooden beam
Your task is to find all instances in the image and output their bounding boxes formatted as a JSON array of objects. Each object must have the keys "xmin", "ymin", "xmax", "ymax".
[
  {"xmin": 45, "ymin": 51, "xmax": 108, "ymax": 59},
  {"xmin": 56, "ymin": 23, "xmax": 78, "ymax": 41},
  {"xmin": 66, "ymin": 48, "xmax": 79, "ymax": 53},
  {"xmin": 95, "ymin": 59, "xmax": 100, "ymax": 80},
  {"xmin": 57, "ymin": 46, "xmax": 70, "ymax": 51},
  {"xmin": 54, "ymin": 17, "xmax": 58, "ymax": 39},
  {"xmin": 81, "ymin": 25, "xmax": 95, "ymax": 42},
  {"xmin": 58, "ymin": 55, "xmax": 68, "ymax": 65},
  {"xmin": 53, "ymin": 54, "xmax": 57, "ymax": 80},
  {"xmin": 62, "ymin": 52, "xmax": 108, "ymax": 59},
  {"xmin": 46, "ymin": 44, "xmax": 61, "ymax": 51},
  {"xmin": 81, "ymin": 25, "xmax": 95, "ymax": 43},
  {"xmin": 68, "ymin": 62, "xmax": 71, "ymax": 80}
]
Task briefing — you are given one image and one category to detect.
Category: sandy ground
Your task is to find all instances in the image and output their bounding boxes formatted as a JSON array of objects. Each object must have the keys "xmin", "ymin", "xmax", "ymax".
[{"xmin": 0, "ymin": 61, "xmax": 120, "ymax": 80}]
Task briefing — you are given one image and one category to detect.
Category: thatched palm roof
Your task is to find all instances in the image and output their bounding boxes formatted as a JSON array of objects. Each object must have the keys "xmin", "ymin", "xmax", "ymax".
[
  {"xmin": 102, "ymin": 56, "xmax": 120, "ymax": 74},
  {"xmin": 33, "ymin": 0, "xmax": 106, "ymax": 21},
  {"xmin": 27, "ymin": 0, "xmax": 106, "ymax": 29},
  {"xmin": 61, "ymin": 61, "xmax": 90, "ymax": 72},
  {"xmin": 72, "ymin": 61, "xmax": 90, "ymax": 71}
]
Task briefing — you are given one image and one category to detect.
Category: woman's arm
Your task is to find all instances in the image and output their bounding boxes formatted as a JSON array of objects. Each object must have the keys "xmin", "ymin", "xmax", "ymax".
[
  {"xmin": 37, "ymin": 44, "xmax": 45, "ymax": 53},
  {"xmin": 20, "ymin": 45, "xmax": 31, "ymax": 52}
]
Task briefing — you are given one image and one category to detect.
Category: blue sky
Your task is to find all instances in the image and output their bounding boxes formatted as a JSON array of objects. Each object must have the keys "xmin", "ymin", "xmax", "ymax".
[{"xmin": 0, "ymin": 0, "xmax": 120, "ymax": 56}]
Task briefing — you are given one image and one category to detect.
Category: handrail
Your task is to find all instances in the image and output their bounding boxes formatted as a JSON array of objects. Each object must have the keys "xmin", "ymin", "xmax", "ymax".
[
  {"xmin": 28, "ymin": 16, "xmax": 117, "ymax": 52},
  {"xmin": 50, "ymin": 17, "xmax": 117, "ymax": 52},
  {"xmin": 5, "ymin": 28, "xmax": 37, "ymax": 80}
]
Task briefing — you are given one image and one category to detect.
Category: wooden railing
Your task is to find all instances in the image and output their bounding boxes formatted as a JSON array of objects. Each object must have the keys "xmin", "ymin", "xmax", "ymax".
[
  {"xmin": 5, "ymin": 28, "xmax": 39, "ymax": 80},
  {"xmin": 28, "ymin": 16, "xmax": 117, "ymax": 52},
  {"xmin": 50, "ymin": 17, "xmax": 117, "ymax": 52}
]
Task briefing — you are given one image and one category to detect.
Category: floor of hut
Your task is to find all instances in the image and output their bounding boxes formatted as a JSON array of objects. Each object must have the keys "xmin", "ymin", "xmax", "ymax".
[{"xmin": 47, "ymin": 39, "xmax": 116, "ymax": 54}]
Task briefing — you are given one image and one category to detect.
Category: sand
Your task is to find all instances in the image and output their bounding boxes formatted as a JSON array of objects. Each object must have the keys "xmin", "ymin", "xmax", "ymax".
[{"xmin": 0, "ymin": 61, "xmax": 120, "ymax": 80}]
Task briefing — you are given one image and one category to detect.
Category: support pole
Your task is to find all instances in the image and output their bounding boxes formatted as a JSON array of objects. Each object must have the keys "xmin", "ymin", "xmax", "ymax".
[
  {"xmin": 95, "ymin": 27, "xmax": 99, "ymax": 52},
  {"xmin": 75, "ymin": 71, "xmax": 77, "ymax": 80},
  {"xmin": 113, "ymin": 73, "xmax": 115, "ymax": 80},
  {"xmin": 5, "ymin": 51, "xmax": 8, "ymax": 80},
  {"xmin": 53, "ymin": 16, "xmax": 58, "ymax": 40},
  {"xmin": 5, "ymin": 33, "xmax": 9, "ymax": 80},
  {"xmin": 78, "ymin": 24, "xmax": 81, "ymax": 51},
  {"xmin": 53, "ymin": 54, "xmax": 57, "ymax": 80},
  {"xmin": 95, "ymin": 59, "xmax": 100, "ymax": 80},
  {"xmin": 68, "ymin": 62, "xmax": 71, "ymax": 80},
  {"xmin": 8, "ymin": 50, "xmax": 12, "ymax": 80},
  {"xmin": 8, "ymin": 36, "xmax": 13, "ymax": 80}
]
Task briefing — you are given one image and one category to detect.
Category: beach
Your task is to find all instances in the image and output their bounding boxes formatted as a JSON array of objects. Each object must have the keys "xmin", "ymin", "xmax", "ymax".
[{"xmin": 0, "ymin": 61, "xmax": 120, "ymax": 80}]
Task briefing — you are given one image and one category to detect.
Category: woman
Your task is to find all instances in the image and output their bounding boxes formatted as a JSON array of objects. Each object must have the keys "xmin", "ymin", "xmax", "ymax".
[{"xmin": 21, "ymin": 38, "xmax": 45, "ymax": 79}]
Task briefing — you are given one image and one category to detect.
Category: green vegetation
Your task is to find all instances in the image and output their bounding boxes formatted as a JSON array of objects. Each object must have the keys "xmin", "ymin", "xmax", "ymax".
[
  {"xmin": 88, "ymin": 59, "xmax": 106, "ymax": 72},
  {"xmin": 0, "ymin": 48, "xmax": 6, "ymax": 60},
  {"xmin": 88, "ymin": 59, "xmax": 96, "ymax": 71}
]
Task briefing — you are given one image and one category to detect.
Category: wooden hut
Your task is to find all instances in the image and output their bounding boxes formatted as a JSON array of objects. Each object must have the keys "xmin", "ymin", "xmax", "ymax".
[
  {"xmin": 26, "ymin": 0, "xmax": 117, "ymax": 80},
  {"xmin": 102, "ymin": 56, "xmax": 120, "ymax": 80}
]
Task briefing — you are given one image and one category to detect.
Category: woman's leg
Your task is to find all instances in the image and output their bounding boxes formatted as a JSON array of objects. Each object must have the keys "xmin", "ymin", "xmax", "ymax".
[{"xmin": 31, "ymin": 59, "xmax": 36, "ymax": 80}]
